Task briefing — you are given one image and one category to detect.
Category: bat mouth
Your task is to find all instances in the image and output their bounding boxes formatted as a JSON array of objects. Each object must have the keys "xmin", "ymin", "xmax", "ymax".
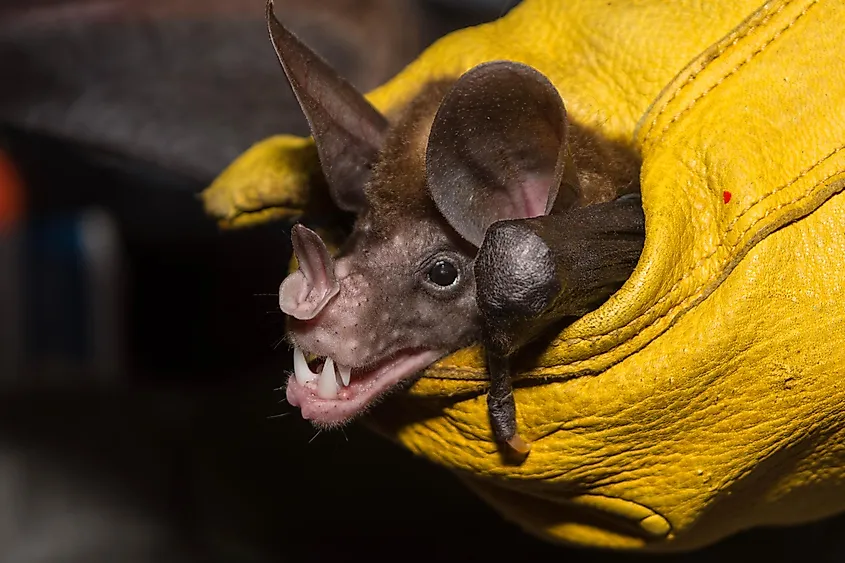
[{"xmin": 285, "ymin": 347, "xmax": 445, "ymax": 426}]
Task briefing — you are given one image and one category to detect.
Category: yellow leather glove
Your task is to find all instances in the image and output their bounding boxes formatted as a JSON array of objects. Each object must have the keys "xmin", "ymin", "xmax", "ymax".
[{"xmin": 202, "ymin": 0, "xmax": 845, "ymax": 552}]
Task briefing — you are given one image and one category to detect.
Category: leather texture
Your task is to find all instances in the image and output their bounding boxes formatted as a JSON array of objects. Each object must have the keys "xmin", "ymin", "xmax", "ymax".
[{"xmin": 202, "ymin": 0, "xmax": 845, "ymax": 552}]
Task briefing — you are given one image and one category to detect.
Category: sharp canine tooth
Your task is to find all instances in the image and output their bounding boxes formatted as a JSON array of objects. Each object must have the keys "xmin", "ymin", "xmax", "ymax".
[
  {"xmin": 317, "ymin": 357, "xmax": 339, "ymax": 399},
  {"xmin": 293, "ymin": 347, "xmax": 317, "ymax": 386},
  {"xmin": 338, "ymin": 364, "xmax": 351, "ymax": 387}
]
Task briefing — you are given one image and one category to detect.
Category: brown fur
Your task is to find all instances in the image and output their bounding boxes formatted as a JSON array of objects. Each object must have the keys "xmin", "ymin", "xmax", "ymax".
[
  {"xmin": 568, "ymin": 123, "xmax": 642, "ymax": 203},
  {"xmin": 364, "ymin": 81, "xmax": 455, "ymax": 230}
]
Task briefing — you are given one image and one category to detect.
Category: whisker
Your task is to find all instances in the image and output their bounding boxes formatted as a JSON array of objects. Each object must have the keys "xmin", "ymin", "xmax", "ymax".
[
  {"xmin": 267, "ymin": 412, "xmax": 290, "ymax": 419},
  {"xmin": 308, "ymin": 430, "xmax": 322, "ymax": 444},
  {"xmin": 272, "ymin": 335, "xmax": 287, "ymax": 350},
  {"xmin": 254, "ymin": 293, "xmax": 279, "ymax": 297},
  {"xmin": 341, "ymin": 428, "xmax": 349, "ymax": 442}
]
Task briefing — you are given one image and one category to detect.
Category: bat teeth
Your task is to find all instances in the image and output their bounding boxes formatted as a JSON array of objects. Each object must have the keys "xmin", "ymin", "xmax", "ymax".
[
  {"xmin": 293, "ymin": 347, "xmax": 318, "ymax": 386},
  {"xmin": 316, "ymin": 357, "xmax": 339, "ymax": 399},
  {"xmin": 293, "ymin": 348, "xmax": 352, "ymax": 397},
  {"xmin": 338, "ymin": 364, "xmax": 352, "ymax": 387}
]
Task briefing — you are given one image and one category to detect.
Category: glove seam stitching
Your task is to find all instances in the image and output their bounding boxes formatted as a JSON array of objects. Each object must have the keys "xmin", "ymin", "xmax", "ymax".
[
  {"xmin": 551, "ymin": 163, "xmax": 845, "ymax": 353},
  {"xmin": 640, "ymin": 0, "xmax": 806, "ymax": 142},
  {"xmin": 725, "ymin": 143, "xmax": 845, "ymax": 232},
  {"xmin": 639, "ymin": 0, "xmax": 789, "ymax": 140},
  {"xmin": 656, "ymin": 0, "xmax": 817, "ymax": 139}
]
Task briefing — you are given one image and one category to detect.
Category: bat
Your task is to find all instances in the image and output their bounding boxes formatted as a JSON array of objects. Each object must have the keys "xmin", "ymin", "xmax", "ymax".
[{"xmin": 269, "ymin": 0, "xmax": 645, "ymax": 455}]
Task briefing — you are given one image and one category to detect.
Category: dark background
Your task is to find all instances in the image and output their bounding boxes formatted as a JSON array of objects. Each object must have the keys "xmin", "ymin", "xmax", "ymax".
[{"xmin": 1, "ymin": 1, "xmax": 844, "ymax": 561}]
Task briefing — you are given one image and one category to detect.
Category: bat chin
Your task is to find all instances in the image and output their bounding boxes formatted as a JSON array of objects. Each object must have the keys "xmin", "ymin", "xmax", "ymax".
[{"xmin": 285, "ymin": 347, "xmax": 444, "ymax": 427}]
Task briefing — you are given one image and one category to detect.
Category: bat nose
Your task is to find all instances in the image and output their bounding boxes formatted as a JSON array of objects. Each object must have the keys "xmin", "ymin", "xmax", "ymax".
[{"xmin": 278, "ymin": 224, "xmax": 340, "ymax": 320}]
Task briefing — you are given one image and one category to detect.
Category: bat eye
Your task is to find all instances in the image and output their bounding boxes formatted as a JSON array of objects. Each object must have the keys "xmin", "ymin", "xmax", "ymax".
[{"xmin": 428, "ymin": 259, "xmax": 459, "ymax": 287}]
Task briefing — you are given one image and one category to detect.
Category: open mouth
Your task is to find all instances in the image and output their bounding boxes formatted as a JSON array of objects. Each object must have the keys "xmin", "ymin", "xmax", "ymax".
[{"xmin": 286, "ymin": 347, "xmax": 444, "ymax": 426}]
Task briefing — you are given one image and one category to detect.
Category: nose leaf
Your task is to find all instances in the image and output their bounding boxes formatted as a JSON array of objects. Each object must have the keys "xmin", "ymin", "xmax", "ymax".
[{"xmin": 279, "ymin": 224, "xmax": 340, "ymax": 320}]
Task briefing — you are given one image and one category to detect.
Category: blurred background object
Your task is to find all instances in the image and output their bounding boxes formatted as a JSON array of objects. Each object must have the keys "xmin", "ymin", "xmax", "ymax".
[
  {"xmin": 2, "ymin": 1, "xmax": 845, "ymax": 562},
  {"xmin": 0, "ymin": 150, "xmax": 24, "ymax": 383},
  {"xmin": 0, "ymin": 0, "xmax": 506, "ymax": 180}
]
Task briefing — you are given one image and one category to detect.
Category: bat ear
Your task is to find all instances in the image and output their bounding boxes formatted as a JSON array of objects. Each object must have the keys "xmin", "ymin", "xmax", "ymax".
[
  {"xmin": 425, "ymin": 61, "xmax": 581, "ymax": 247},
  {"xmin": 267, "ymin": 0, "xmax": 387, "ymax": 213}
]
